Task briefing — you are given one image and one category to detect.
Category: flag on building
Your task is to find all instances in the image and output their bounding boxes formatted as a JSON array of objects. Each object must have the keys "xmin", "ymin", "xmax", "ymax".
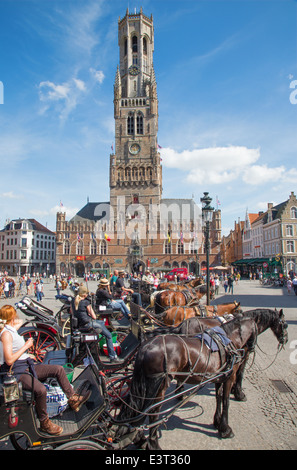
[
  {"xmin": 157, "ymin": 144, "xmax": 162, "ymax": 149},
  {"xmin": 77, "ymin": 233, "xmax": 81, "ymax": 241},
  {"xmin": 167, "ymin": 232, "xmax": 171, "ymax": 243},
  {"xmin": 104, "ymin": 233, "xmax": 111, "ymax": 242}
]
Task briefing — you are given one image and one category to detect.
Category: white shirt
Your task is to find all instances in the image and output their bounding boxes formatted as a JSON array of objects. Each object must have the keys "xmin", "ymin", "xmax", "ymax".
[{"xmin": 0, "ymin": 324, "xmax": 29, "ymax": 365}]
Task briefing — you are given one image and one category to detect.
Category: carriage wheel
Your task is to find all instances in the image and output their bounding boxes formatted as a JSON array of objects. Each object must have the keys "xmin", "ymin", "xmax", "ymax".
[
  {"xmin": 56, "ymin": 440, "xmax": 105, "ymax": 450},
  {"xmin": 10, "ymin": 433, "xmax": 30, "ymax": 451},
  {"xmin": 61, "ymin": 316, "xmax": 71, "ymax": 338},
  {"xmin": 20, "ymin": 327, "xmax": 62, "ymax": 363},
  {"xmin": 105, "ymin": 374, "xmax": 132, "ymax": 418}
]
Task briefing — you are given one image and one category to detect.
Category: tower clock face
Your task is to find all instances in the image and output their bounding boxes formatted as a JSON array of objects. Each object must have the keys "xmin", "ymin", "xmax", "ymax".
[
  {"xmin": 129, "ymin": 65, "xmax": 140, "ymax": 76},
  {"xmin": 129, "ymin": 143, "xmax": 141, "ymax": 155}
]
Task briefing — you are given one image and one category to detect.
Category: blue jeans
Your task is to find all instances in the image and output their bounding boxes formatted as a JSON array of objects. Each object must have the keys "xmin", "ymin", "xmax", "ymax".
[
  {"xmin": 36, "ymin": 291, "xmax": 42, "ymax": 302},
  {"xmin": 91, "ymin": 320, "xmax": 116, "ymax": 359},
  {"xmin": 111, "ymin": 299, "xmax": 131, "ymax": 319}
]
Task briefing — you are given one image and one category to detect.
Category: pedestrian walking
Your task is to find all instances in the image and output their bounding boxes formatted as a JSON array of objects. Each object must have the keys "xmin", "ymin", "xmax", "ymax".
[
  {"xmin": 36, "ymin": 280, "xmax": 43, "ymax": 302},
  {"xmin": 292, "ymin": 275, "xmax": 297, "ymax": 296},
  {"xmin": 287, "ymin": 278, "xmax": 293, "ymax": 295},
  {"xmin": 214, "ymin": 276, "xmax": 220, "ymax": 295},
  {"xmin": 55, "ymin": 278, "xmax": 62, "ymax": 296},
  {"xmin": 228, "ymin": 275, "xmax": 234, "ymax": 294},
  {"xmin": 3, "ymin": 280, "xmax": 9, "ymax": 299},
  {"xmin": 223, "ymin": 277, "xmax": 228, "ymax": 293}
]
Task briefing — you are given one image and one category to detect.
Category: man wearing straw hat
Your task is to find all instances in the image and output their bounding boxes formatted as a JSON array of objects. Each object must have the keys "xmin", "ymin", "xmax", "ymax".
[
  {"xmin": 115, "ymin": 271, "xmax": 142, "ymax": 307},
  {"xmin": 96, "ymin": 278, "xmax": 131, "ymax": 319}
]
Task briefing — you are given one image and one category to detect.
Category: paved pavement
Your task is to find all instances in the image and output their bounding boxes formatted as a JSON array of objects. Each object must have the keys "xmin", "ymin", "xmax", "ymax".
[{"xmin": 0, "ymin": 278, "xmax": 296, "ymax": 450}]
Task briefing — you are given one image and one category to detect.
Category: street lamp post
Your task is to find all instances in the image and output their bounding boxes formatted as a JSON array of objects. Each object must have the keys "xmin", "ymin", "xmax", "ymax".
[{"xmin": 200, "ymin": 192, "xmax": 214, "ymax": 306}]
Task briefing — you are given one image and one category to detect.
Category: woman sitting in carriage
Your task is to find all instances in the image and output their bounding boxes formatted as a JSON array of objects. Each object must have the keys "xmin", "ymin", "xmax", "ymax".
[{"xmin": 0, "ymin": 305, "xmax": 90, "ymax": 436}]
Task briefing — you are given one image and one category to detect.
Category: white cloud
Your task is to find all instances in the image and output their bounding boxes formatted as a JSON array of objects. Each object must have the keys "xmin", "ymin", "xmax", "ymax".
[
  {"xmin": 49, "ymin": 205, "xmax": 79, "ymax": 220},
  {"xmin": 160, "ymin": 145, "xmax": 297, "ymax": 188},
  {"xmin": 242, "ymin": 165, "xmax": 285, "ymax": 185},
  {"xmin": 161, "ymin": 146, "xmax": 260, "ymax": 184},
  {"xmin": 39, "ymin": 81, "xmax": 71, "ymax": 101},
  {"xmin": 38, "ymin": 77, "xmax": 87, "ymax": 121},
  {"xmin": 0, "ymin": 192, "xmax": 23, "ymax": 199},
  {"xmin": 73, "ymin": 78, "xmax": 86, "ymax": 91},
  {"xmin": 90, "ymin": 68, "xmax": 105, "ymax": 84},
  {"xmin": 29, "ymin": 204, "xmax": 79, "ymax": 221}
]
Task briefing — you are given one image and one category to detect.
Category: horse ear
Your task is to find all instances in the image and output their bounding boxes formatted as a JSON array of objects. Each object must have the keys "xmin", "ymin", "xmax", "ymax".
[{"xmin": 279, "ymin": 308, "xmax": 284, "ymax": 318}]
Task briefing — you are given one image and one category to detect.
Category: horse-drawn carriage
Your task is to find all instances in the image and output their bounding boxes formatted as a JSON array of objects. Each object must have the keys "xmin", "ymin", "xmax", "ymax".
[
  {"xmin": 0, "ymin": 304, "xmax": 288, "ymax": 450},
  {"xmin": 0, "ymin": 278, "xmax": 289, "ymax": 450}
]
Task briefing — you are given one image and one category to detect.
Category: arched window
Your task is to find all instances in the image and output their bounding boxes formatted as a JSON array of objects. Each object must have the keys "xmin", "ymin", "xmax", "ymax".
[
  {"xmin": 165, "ymin": 241, "xmax": 171, "ymax": 254},
  {"xmin": 63, "ymin": 240, "xmax": 70, "ymax": 255},
  {"xmin": 132, "ymin": 35, "xmax": 138, "ymax": 53},
  {"xmin": 177, "ymin": 241, "xmax": 184, "ymax": 254},
  {"xmin": 124, "ymin": 38, "xmax": 127, "ymax": 56},
  {"xmin": 127, "ymin": 113, "xmax": 134, "ymax": 135},
  {"xmin": 290, "ymin": 207, "xmax": 297, "ymax": 219},
  {"xmin": 137, "ymin": 112, "xmax": 143, "ymax": 134},
  {"xmin": 76, "ymin": 240, "xmax": 83, "ymax": 255},
  {"xmin": 125, "ymin": 167, "xmax": 131, "ymax": 179},
  {"xmin": 100, "ymin": 240, "xmax": 107, "ymax": 255},
  {"xmin": 90, "ymin": 240, "xmax": 97, "ymax": 255},
  {"xmin": 139, "ymin": 167, "xmax": 145, "ymax": 179},
  {"xmin": 143, "ymin": 37, "xmax": 147, "ymax": 55}
]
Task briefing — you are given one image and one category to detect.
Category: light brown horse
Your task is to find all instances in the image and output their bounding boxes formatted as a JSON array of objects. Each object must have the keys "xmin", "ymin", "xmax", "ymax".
[
  {"xmin": 153, "ymin": 284, "xmax": 214, "ymax": 314},
  {"xmin": 160, "ymin": 301, "xmax": 241, "ymax": 326},
  {"xmin": 158, "ymin": 278, "xmax": 203, "ymax": 291}
]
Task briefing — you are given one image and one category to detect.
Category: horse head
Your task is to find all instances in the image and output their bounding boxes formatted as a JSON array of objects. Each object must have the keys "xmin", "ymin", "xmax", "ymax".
[
  {"xmin": 273, "ymin": 308, "xmax": 288, "ymax": 347},
  {"xmin": 233, "ymin": 301, "xmax": 242, "ymax": 313}
]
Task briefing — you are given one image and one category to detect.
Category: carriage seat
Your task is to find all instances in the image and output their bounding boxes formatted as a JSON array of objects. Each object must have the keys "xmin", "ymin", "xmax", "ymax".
[{"xmin": 97, "ymin": 307, "xmax": 114, "ymax": 315}]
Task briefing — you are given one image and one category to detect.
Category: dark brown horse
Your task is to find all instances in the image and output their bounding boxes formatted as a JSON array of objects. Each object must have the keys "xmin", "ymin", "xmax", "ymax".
[
  {"xmin": 117, "ymin": 316, "xmax": 258, "ymax": 449},
  {"xmin": 159, "ymin": 301, "xmax": 241, "ymax": 326},
  {"xmin": 150, "ymin": 308, "xmax": 288, "ymax": 401},
  {"xmin": 118, "ymin": 309, "xmax": 288, "ymax": 449}
]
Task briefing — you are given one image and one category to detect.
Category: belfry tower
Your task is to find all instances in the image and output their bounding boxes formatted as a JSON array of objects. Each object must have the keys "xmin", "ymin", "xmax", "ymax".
[{"xmin": 110, "ymin": 8, "xmax": 162, "ymax": 220}]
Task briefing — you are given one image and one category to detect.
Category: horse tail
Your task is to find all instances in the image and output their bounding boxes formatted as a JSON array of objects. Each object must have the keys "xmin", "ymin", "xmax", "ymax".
[
  {"xmin": 118, "ymin": 343, "xmax": 166, "ymax": 425},
  {"xmin": 154, "ymin": 292, "xmax": 164, "ymax": 315},
  {"xmin": 149, "ymin": 293, "xmax": 155, "ymax": 308}
]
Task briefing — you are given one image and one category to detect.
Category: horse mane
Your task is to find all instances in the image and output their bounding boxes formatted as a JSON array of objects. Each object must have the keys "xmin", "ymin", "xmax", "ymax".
[
  {"xmin": 242, "ymin": 308, "xmax": 283, "ymax": 334},
  {"xmin": 221, "ymin": 316, "xmax": 258, "ymax": 351}
]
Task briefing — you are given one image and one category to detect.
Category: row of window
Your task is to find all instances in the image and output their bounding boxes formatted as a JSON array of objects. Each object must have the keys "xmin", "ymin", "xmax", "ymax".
[
  {"xmin": 165, "ymin": 241, "xmax": 199, "ymax": 255},
  {"xmin": 117, "ymin": 166, "xmax": 153, "ymax": 181},
  {"xmin": 3, "ymin": 239, "xmax": 55, "ymax": 249},
  {"xmin": 121, "ymin": 98, "xmax": 147, "ymax": 107},
  {"xmin": 1, "ymin": 250, "xmax": 55, "ymax": 261},
  {"xmin": 1, "ymin": 232, "xmax": 55, "ymax": 240},
  {"xmin": 63, "ymin": 240, "xmax": 107, "ymax": 256}
]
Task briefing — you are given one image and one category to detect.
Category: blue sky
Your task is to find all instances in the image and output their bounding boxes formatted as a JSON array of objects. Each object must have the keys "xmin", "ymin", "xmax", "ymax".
[{"xmin": 0, "ymin": 0, "xmax": 296, "ymax": 236}]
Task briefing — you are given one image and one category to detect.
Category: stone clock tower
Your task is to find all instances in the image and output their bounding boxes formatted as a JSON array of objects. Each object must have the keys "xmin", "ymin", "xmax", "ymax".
[
  {"xmin": 110, "ymin": 8, "xmax": 162, "ymax": 221},
  {"xmin": 55, "ymin": 8, "xmax": 222, "ymax": 277}
]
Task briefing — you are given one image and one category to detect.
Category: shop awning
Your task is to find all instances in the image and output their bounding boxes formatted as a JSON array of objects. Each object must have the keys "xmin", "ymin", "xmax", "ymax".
[{"xmin": 232, "ymin": 258, "xmax": 270, "ymax": 266}]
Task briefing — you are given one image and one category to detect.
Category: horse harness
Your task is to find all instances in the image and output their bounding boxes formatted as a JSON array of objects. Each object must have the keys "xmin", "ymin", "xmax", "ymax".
[{"xmin": 158, "ymin": 330, "xmax": 244, "ymax": 383}]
